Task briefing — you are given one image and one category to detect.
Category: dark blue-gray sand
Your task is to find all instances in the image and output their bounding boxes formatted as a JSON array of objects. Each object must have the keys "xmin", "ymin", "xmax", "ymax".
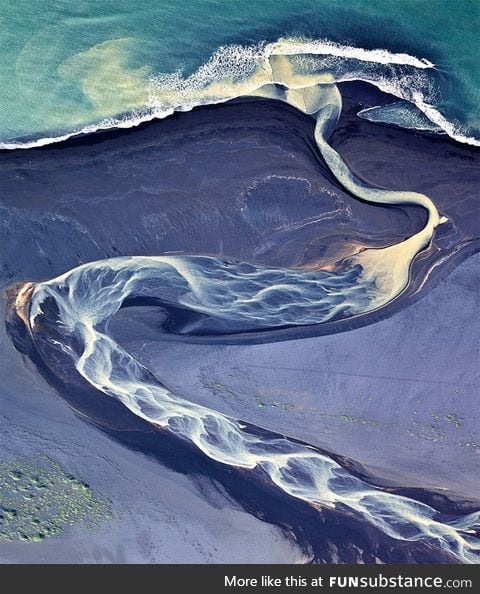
[{"xmin": 1, "ymin": 1, "xmax": 479, "ymax": 564}]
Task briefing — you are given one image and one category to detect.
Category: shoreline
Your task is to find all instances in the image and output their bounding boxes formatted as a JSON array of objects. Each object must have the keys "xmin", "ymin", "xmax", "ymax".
[{"xmin": 2, "ymin": 81, "xmax": 479, "ymax": 154}]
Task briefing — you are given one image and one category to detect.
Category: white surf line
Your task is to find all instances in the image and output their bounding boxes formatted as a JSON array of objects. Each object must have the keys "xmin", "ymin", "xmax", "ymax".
[
  {"xmin": 268, "ymin": 38, "xmax": 435, "ymax": 69},
  {"xmin": 4, "ymin": 37, "xmax": 479, "ymax": 150}
]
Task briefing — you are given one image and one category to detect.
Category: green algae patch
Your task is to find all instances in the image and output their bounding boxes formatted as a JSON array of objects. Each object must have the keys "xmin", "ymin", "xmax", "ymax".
[{"xmin": 0, "ymin": 456, "xmax": 112, "ymax": 542}]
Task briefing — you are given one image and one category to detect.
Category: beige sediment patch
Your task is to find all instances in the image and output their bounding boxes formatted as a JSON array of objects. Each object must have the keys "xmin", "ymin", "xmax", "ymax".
[
  {"xmin": 298, "ymin": 244, "xmax": 367, "ymax": 272},
  {"xmin": 12, "ymin": 282, "xmax": 35, "ymax": 330},
  {"xmin": 58, "ymin": 38, "xmax": 150, "ymax": 116}
]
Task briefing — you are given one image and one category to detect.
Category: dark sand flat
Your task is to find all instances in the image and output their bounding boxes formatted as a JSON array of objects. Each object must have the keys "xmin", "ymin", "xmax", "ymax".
[
  {"xmin": 112, "ymin": 252, "xmax": 479, "ymax": 502},
  {"xmin": 1, "ymin": 84, "xmax": 479, "ymax": 562}
]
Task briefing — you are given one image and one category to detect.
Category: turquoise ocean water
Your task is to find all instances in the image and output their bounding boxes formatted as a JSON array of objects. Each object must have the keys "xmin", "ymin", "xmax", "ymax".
[{"xmin": 0, "ymin": 0, "xmax": 479, "ymax": 146}]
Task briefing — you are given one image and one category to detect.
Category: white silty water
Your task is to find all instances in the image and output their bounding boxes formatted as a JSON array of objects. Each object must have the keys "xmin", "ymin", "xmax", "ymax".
[{"xmin": 24, "ymin": 77, "xmax": 478, "ymax": 562}]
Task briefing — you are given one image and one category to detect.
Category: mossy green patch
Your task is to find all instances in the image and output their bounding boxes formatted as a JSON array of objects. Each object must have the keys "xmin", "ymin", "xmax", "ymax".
[
  {"xmin": 0, "ymin": 456, "xmax": 112, "ymax": 543},
  {"xmin": 443, "ymin": 413, "xmax": 463, "ymax": 428}
]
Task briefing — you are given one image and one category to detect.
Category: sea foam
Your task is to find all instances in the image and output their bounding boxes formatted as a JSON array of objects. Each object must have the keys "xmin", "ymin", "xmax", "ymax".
[{"xmin": 2, "ymin": 37, "xmax": 478, "ymax": 150}]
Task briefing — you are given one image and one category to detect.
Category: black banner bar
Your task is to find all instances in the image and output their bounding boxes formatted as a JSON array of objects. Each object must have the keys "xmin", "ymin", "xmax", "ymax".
[{"xmin": 1, "ymin": 564, "xmax": 479, "ymax": 593}]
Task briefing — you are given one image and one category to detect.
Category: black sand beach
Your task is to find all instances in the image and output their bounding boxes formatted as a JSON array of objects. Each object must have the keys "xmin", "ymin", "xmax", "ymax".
[{"xmin": 1, "ymin": 82, "xmax": 479, "ymax": 563}]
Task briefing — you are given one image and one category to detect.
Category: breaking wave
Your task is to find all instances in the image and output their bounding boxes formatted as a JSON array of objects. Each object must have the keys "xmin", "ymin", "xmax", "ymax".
[{"xmin": 2, "ymin": 37, "xmax": 478, "ymax": 150}]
